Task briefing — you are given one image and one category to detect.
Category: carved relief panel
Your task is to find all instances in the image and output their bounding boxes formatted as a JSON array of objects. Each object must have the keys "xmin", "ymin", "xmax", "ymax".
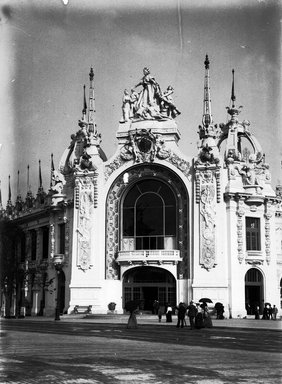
[
  {"xmin": 75, "ymin": 177, "xmax": 95, "ymax": 271},
  {"xmin": 198, "ymin": 170, "xmax": 217, "ymax": 270}
]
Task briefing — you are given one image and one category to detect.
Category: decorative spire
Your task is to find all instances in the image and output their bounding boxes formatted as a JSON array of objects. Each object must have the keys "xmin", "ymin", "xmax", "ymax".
[
  {"xmin": 15, "ymin": 170, "xmax": 23, "ymax": 212},
  {"xmin": 50, "ymin": 153, "xmax": 55, "ymax": 188},
  {"xmin": 0, "ymin": 180, "xmax": 3, "ymax": 212},
  {"xmin": 38, "ymin": 160, "xmax": 42, "ymax": 189},
  {"xmin": 36, "ymin": 159, "xmax": 46, "ymax": 205},
  {"xmin": 6, "ymin": 175, "xmax": 13, "ymax": 215},
  {"xmin": 8, "ymin": 175, "xmax": 11, "ymax": 201},
  {"xmin": 82, "ymin": 84, "xmax": 87, "ymax": 120},
  {"xmin": 17, "ymin": 170, "xmax": 20, "ymax": 196},
  {"xmin": 25, "ymin": 164, "xmax": 34, "ymax": 208},
  {"xmin": 231, "ymin": 69, "xmax": 236, "ymax": 108},
  {"xmin": 88, "ymin": 66, "xmax": 96, "ymax": 134},
  {"xmin": 202, "ymin": 54, "xmax": 213, "ymax": 128},
  {"xmin": 27, "ymin": 165, "xmax": 30, "ymax": 193},
  {"xmin": 227, "ymin": 69, "xmax": 242, "ymax": 118}
]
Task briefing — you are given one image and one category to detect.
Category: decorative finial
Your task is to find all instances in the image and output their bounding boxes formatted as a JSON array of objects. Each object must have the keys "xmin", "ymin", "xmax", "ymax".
[
  {"xmin": 89, "ymin": 66, "xmax": 94, "ymax": 81},
  {"xmin": 202, "ymin": 54, "xmax": 213, "ymax": 128},
  {"xmin": 27, "ymin": 164, "xmax": 30, "ymax": 192},
  {"xmin": 204, "ymin": 54, "xmax": 209, "ymax": 69},
  {"xmin": 50, "ymin": 153, "xmax": 55, "ymax": 188},
  {"xmin": 8, "ymin": 174, "xmax": 11, "ymax": 201},
  {"xmin": 231, "ymin": 69, "xmax": 236, "ymax": 108},
  {"xmin": 227, "ymin": 68, "xmax": 242, "ymax": 118},
  {"xmin": 0, "ymin": 180, "xmax": 2, "ymax": 211},
  {"xmin": 82, "ymin": 84, "xmax": 87, "ymax": 118},
  {"xmin": 17, "ymin": 170, "xmax": 20, "ymax": 196},
  {"xmin": 88, "ymin": 66, "xmax": 96, "ymax": 134},
  {"xmin": 39, "ymin": 159, "xmax": 42, "ymax": 188}
]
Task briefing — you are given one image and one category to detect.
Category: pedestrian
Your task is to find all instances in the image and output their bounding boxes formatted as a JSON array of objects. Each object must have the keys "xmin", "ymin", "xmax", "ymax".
[
  {"xmin": 127, "ymin": 308, "xmax": 138, "ymax": 329},
  {"xmin": 262, "ymin": 304, "xmax": 269, "ymax": 320},
  {"xmin": 272, "ymin": 305, "xmax": 278, "ymax": 320},
  {"xmin": 195, "ymin": 304, "xmax": 204, "ymax": 329},
  {"xmin": 254, "ymin": 306, "xmax": 260, "ymax": 320},
  {"xmin": 201, "ymin": 302, "xmax": 213, "ymax": 328},
  {"xmin": 166, "ymin": 303, "xmax": 173, "ymax": 323},
  {"xmin": 153, "ymin": 300, "xmax": 159, "ymax": 315},
  {"xmin": 187, "ymin": 301, "xmax": 198, "ymax": 329},
  {"xmin": 215, "ymin": 302, "xmax": 225, "ymax": 319},
  {"xmin": 176, "ymin": 302, "xmax": 187, "ymax": 328},
  {"xmin": 157, "ymin": 306, "xmax": 163, "ymax": 322},
  {"xmin": 268, "ymin": 305, "xmax": 273, "ymax": 320}
]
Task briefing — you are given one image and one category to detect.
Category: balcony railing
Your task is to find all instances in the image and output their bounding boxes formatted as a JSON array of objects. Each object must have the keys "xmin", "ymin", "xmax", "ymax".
[
  {"xmin": 245, "ymin": 250, "xmax": 264, "ymax": 264},
  {"xmin": 116, "ymin": 249, "xmax": 181, "ymax": 266}
]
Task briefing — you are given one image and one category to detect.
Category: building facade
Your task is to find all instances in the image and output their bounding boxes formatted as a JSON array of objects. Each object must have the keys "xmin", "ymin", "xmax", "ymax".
[{"xmin": 1, "ymin": 57, "xmax": 282, "ymax": 318}]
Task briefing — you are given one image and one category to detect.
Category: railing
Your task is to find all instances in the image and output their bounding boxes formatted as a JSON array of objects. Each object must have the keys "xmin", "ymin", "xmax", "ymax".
[
  {"xmin": 116, "ymin": 249, "xmax": 181, "ymax": 265},
  {"xmin": 245, "ymin": 250, "xmax": 264, "ymax": 264}
]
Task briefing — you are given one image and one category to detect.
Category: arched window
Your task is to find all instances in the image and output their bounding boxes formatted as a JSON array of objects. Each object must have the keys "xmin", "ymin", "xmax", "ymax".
[{"xmin": 122, "ymin": 179, "xmax": 176, "ymax": 250}]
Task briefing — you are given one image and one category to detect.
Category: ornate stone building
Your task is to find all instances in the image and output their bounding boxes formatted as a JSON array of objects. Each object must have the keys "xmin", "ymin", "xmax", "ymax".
[{"xmin": 1, "ymin": 57, "xmax": 282, "ymax": 318}]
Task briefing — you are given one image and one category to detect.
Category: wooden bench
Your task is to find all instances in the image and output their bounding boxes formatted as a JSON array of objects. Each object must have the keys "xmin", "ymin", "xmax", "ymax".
[{"xmin": 73, "ymin": 305, "xmax": 92, "ymax": 314}]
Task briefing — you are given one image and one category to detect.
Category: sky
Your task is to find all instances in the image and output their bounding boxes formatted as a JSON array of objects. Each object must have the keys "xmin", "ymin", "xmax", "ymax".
[{"xmin": 0, "ymin": 0, "xmax": 281, "ymax": 204}]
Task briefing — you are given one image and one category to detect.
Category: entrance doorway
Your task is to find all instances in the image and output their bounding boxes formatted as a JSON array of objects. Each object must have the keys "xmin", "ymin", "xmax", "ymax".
[
  {"xmin": 245, "ymin": 268, "xmax": 263, "ymax": 315},
  {"xmin": 123, "ymin": 267, "xmax": 176, "ymax": 312},
  {"xmin": 58, "ymin": 271, "xmax": 66, "ymax": 315}
]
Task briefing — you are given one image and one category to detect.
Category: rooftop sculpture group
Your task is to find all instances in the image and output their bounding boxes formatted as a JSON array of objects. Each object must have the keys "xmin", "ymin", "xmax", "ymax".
[{"xmin": 121, "ymin": 67, "xmax": 181, "ymax": 122}]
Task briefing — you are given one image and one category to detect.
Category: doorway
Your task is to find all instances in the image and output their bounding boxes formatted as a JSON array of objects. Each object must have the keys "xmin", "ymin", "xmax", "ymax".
[
  {"xmin": 245, "ymin": 268, "xmax": 263, "ymax": 315},
  {"xmin": 123, "ymin": 267, "xmax": 176, "ymax": 312}
]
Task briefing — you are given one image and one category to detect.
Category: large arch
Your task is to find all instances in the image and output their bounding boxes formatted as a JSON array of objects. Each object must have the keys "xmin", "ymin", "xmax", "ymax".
[
  {"xmin": 123, "ymin": 266, "xmax": 176, "ymax": 312},
  {"xmin": 105, "ymin": 163, "xmax": 189, "ymax": 280},
  {"xmin": 121, "ymin": 178, "xmax": 177, "ymax": 251},
  {"xmin": 245, "ymin": 268, "xmax": 264, "ymax": 315}
]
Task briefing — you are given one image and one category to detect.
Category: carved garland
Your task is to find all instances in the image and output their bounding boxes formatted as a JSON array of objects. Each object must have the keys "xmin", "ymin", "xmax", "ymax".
[
  {"xmin": 236, "ymin": 198, "xmax": 245, "ymax": 264},
  {"xmin": 64, "ymin": 218, "xmax": 70, "ymax": 266},
  {"xmin": 264, "ymin": 201, "xmax": 272, "ymax": 265}
]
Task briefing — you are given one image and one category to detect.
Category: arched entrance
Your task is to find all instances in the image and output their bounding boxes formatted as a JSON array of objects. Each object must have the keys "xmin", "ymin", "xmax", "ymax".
[
  {"xmin": 122, "ymin": 178, "xmax": 177, "ymax": 250},
  {"xmin": 123, "ymin": 267, "xmax": 176, "ymax": 312},
  {"xmin": 245, "ymin": 268, "xmax": 264, "ymax": 315},
  {"xmin": 105, "ymin": 164, "xmax": 189, "ymax": 280}
]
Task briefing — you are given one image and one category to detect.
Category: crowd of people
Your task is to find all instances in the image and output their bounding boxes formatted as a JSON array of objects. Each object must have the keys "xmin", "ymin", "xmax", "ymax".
[
  {"xmin": 153, "ymin": 300, "xmax": 213, "ymax": 329},
  {"xmin": 126, "ymin": 300, "xmax": 279, "ymax": 329}
]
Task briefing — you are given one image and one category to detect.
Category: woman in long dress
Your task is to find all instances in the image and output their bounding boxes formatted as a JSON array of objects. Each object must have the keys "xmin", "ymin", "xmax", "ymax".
[
  {"xmin": 127, "ymin": 309, "xmax": 138, "ymax": 329},
  {"xmin": 166, "ymin": 304, "xmax": 173, "ymax": 323},
  {"xmin": 201, "ymin": 302, "xmax": 213, "ymax": 328},
  {"xmin": 134, "ymin": 67, "xmax": 161, "ymax": 118}
]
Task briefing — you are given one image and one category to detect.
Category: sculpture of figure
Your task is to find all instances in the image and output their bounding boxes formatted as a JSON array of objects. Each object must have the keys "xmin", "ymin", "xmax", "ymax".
[
  {"xmin": 130, "ymin": 88, "xmax": 139, "ymax": 117},
  {"xmin": 160, "ymin": 85, "xmax": 181, "ymax": 118},
  {"xmin": 121, "ymin": 89, "xmax": 131, "ymax": 122},
  {"xmin": 134, "ymin": 67, "xmax": 161, "ymax": 118},
  {"xmin": 80, "ymin": 150, "xmax": 96, "ymax": 171},
  {"xmin": 240, "ymin": 154, "xmax": 260, "ymax": 186},
  {"xmin": 51, "ymin": 170, "xmax": 65, "ymax": 194}
]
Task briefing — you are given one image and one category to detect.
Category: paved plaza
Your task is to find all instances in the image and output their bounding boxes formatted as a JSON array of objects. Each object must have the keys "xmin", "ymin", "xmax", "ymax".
[{"xmin": 0, "ymin": 315, "xmax": 281, "ymax": 384}]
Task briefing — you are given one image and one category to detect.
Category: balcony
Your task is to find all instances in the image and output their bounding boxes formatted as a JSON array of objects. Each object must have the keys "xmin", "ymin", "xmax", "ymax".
[
  {"xmin": 245, "ymin": 250, "xmax": 264, "ymax": 265},
  {"xmin": 116, "ymin": 249, "xmax": 181, "ymax": 266}
]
